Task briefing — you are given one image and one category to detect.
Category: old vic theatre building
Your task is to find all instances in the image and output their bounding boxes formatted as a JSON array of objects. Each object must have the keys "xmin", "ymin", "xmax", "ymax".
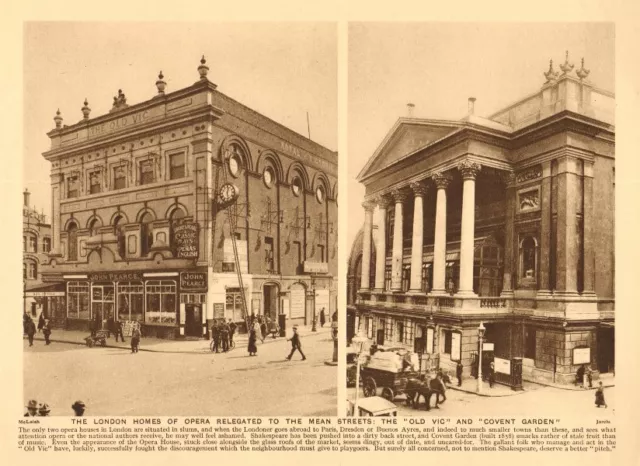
[
  {"xmin": 348, "ymin": 55, "xmax": 614, "ymax": 384},
  {"xmin": 41, "ymin": 57, "xmax": 337, "ymax": 338}
]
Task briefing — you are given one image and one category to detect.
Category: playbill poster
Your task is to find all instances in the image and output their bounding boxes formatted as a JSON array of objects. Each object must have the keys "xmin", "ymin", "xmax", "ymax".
[{"xmin": 1, "ymin": 2, "xmax": 640, "ymax": 466}]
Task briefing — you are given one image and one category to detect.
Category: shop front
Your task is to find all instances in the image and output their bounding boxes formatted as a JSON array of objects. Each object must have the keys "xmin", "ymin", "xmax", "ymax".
[{"xmin": 24, "ymin": 283, "xmax": 66, "ymax": 329}]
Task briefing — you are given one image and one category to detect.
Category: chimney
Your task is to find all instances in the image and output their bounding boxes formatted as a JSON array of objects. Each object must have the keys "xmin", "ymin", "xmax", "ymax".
[
  {"xmin": 468, "ymin": 97, "xmax": 476, "ymax": 116},
  {"xmin": 406, "ymin": 103, "xmax": 415, "ymax": 117},
  {"xmin": 23, "ymin": 189, "xmax": 30, "ymax": 207}
]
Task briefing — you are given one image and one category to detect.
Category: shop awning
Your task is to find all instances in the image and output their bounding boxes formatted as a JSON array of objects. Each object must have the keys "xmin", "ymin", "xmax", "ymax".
[{"xmin": 25, "ymin": 282, "xmax": 65, "ymax": 296}]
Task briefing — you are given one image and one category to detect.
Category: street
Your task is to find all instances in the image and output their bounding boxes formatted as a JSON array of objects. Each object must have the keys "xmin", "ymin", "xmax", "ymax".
[
  {"xmin": 347, "ymin": 383, "xmax": 616, "ymax": 417},
  {"xmin": 23, "ymin": 331, "xmax": 337, "ymax": 417}
]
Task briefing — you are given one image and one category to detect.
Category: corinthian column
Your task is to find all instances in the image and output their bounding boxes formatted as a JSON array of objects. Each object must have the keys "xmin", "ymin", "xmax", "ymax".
[
  {"xmin": 374, "ymin": 196, "xmax": 389, "ymax": 291},
  {"xmin": 501, "ymin": 171, "xmax": 516, "ymax": 298},
  {"xmin": 390, "ymin": 189, "xmax": 409, "ymax": 291},
  {"xmin": 431, "ymin": 172, "xmax": 452, "ymax": 295},
  {"xmin": 409, "ymin": 182, "xmax": 428, "ymax": 293},
  {"xmin": 457, "ymin": 160, "xmax": 481, "ymax": 297},
  {"xmin": 360, "ymin": 201, "xmax": 375, "ymax": 290}
]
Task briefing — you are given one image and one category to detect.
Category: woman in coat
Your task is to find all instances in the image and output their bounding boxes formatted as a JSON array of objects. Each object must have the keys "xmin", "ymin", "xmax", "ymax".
[
  {"xmin": 595, "ymin": 382, "xmax": 607, "ymax": 408},
  {"xmin": 320, "ymin": 308, "xmax": 326, "ymax": 328},
  {"xmin": 248, "ymin": 327, "xmax": 258, "ymax": 356}
]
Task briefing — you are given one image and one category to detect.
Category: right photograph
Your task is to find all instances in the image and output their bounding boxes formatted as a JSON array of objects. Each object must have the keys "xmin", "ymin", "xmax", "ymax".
[{"xmin": 345, "ymin": 23, "xmax": 615, "ymax": 417}]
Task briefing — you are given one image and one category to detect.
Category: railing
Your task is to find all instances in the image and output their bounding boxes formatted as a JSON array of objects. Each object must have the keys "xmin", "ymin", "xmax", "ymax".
[
  {"xmin": 480, "ymin": 298, "xmax": 507, "ymax": 308},
  {"xmin": 435, "ymin": 297, "xmax": 455, "ymax": 308},
  {"xmin": 413, "ymin": 295, "xmax": 430, "ymax": 306}
]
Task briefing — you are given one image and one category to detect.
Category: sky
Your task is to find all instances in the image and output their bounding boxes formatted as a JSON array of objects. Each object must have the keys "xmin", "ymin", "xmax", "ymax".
[
  {"xmin": 23, "ymin": 22, "xmax": 337, "ymax": 217},
  {"xmin": 347, "ymin": 22, "xmax": 615, "ymax": 249}
]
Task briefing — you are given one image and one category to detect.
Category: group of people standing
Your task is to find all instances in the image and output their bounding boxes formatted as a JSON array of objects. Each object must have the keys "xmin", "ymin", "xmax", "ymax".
[
  {"xmin": 211, "ymin": 319, "xmax": 237, "ymax": 353},
  {"xmin": 24, "ymin": 399, "xmax": 86, "ymax": 417},
  {"xmin": 23, "ymin": 312, "xmax": 51, "ymax": 346}
]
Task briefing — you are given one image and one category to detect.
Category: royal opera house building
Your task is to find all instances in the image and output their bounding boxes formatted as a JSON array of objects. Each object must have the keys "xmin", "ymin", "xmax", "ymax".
[{"xmin": 347, "ymin": 55, "xmax": 614, "ymax": 384}]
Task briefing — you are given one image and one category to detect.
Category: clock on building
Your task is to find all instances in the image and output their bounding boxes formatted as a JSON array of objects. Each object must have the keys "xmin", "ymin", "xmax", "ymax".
[{"xmin": 217, "ymin": 183, "xmax": 239, "ymax": 206}]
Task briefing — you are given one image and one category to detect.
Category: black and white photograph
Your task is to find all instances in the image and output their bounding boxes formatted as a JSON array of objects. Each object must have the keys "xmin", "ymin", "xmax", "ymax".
[
  {"xmin": 22, "ymin": 22, "xmax": 338, "ymax": 417},
  {"xmin": 345, "ymin": 23, "xmax": 616, "ymax": 418}
]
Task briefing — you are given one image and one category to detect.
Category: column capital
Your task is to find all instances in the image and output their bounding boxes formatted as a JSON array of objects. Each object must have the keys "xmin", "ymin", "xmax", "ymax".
[
  {"xmin": 390, "ymin": 188, "xmax": 410, "ymax": 204},
  {"xmin": 362, "ymin": 200, "xmax": 376, "ymax": 213},
  {"xmin": 458, "ymin": 159, "xmax": 482, "ymax": 180},
  {"xmin": 432, "ymin": 172, "xmax": 452, "ymax": 190},
  {"xmin": 409, "ymin": 181, "xmax": 429, "ymax": 197},
  {"xmin": 373, "ymin": 194, "xmax": 392, "ymax": 210}
]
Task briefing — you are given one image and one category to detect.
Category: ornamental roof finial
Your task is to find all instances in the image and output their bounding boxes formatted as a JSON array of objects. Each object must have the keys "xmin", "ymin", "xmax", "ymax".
[
  {"xmin": 559, "ymin": 50, "xmax": 574, "ymax": 76},
  {"xmin": 576, "ymin": 57, "xmax": 590, "ymax": 80},
  {"xmin": 54, "ymin": 109, "xmax": 63, "ymax": 129},
  {"xmin": 543, "ymin": 59, "xmax": 559, "ymax": 84},
  {"xmin": 81, "ymin": 98, "xmax": 91, "ymax": 120},
  {"xmin": 198, "ymin": 55, "xmax": 209, "ymax": 80},
  {"xmin": 156, "ymin": 71, "xmax": 166, "ymax": 94}
]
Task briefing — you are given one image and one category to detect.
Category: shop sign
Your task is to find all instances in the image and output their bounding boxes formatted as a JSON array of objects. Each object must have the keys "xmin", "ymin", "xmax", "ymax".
[
  {"xmin": 25, "ymin": 292, "xmax": 65, "ymax": 297},
  {"xmin": 88, "ymin": 272, "xmax": 143, "ymax": 282},
  {"xmin": 573, "ymin": 347, "xmax": 591, "ymax": 365},
  {"xmin": 303, "ymin": 261, "xmax": 328, "ymax": 274},
  {"xmin": 180, "ymin": 272, "xmax": 207, "ymax": 291},
  {"xmin": 174, "ymin": 223, "xmax": 199, "ymax": 259},
  {"xmin": 213, "ymin": 303, "xmax": 225, "ymax": 319},
  {"xmin": 483, "ymin": 342, "xmax": 494, "ymax": 351},
  {"xmin": 494, "ymin": 357, "xmax": 511, "ymax": 375}
]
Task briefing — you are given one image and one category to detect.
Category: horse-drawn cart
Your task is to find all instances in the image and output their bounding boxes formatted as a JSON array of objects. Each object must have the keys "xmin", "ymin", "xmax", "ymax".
[
  {"xmin": 361, "ymin": 366, "xmax": 419, "ymax": 401},
  {"xmin": 84, "ymin": 330, "xmax": 109, "ymax": 348}
]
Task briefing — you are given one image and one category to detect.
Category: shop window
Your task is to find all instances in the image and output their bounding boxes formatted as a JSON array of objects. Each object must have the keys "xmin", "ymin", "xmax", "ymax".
[
  {"xmin": 519, "ymin": 236, "xmax": 538, "ymax": 286},
  {"xmin": 140, "ymin": 213, "xmax": 154, "ymax": 256},
  {"xmin": 89, "ymin": 171, "xmax": 101, "ymax": 194},
  {"xmin": 43, "ymin": 237, "xmax": 51, "ymax": 253},
  {"xmin": 170, "ymin": 152, "xmax": 186, "ymax": 180},
  {"xmin": 421, "ymin": 263, "xmax": 432, "ymax": 293},
  {"xmin": 401, "ymin": 265, "xmax": 411, "ymax": 292},
  {"xmin": 139, "ymin": 160, "xmax": 155, "ymax": 185},
  {"xmin": 67, "ymin": 176, "xmax": 79, "ymax": 199},
  {"xmin": 117, "ymin": 281, "xmax": 144, "ymax": 322},
  {"xmin": 91, "ymin": 283, "xmax": 115, "ymax": 325},
  {"xmin": 29, "ymin": 236, "xmax": 37, "ymax": 253},
  {"xmin": 226, "ymin": 289, "xmax": 245, "ymax": 322},
  {"xmin": 113, "ymin": 166, "xmax": 127, "ymax": 190},
  {"xmin": 67, "ymin": 281, "xmax": 90, "ymax": 320},
  {"xmin": 384, "ymin": 318, "xmax": 393, "ymax": 342},
  {"xmin": 67, "ymin": 222, "xmax": 78, "ymax": 261},
  {"xmin": 396, "ymin": 321, "xmax": 404, "ymax": 343},
  {"xmin": 366, "ymin": 317, "xmax": 373, "ymax": 339},
  {"xmin": 443, "ymin": 329, "xmax": 453, "ymax": 354},
  {"xmin": 145, "ymin": 280, "xmax": 177, "ymax": 324},
  {"xmin": 405, "ymin": 321, "xmax": 415, "ymax": 348},
  {"xmin": 384, "ymin": 266, "xmax": 392, "ymax": 291},
  {"xmin": 524, "ymin": 326, "xmax": 536, "ymax": 359},
  {"xmin": 265, "ymin": 237, "xmax": 274, "ymax": 272}
]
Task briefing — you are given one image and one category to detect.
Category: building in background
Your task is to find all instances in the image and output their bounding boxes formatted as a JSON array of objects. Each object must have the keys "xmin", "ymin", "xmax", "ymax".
[
  {"xmin": 40, "ymin": 58, "xmax": 337, "ymax": 338},
  {"xmin": 349, "ymin": 54, "xmax": 614, "ymax": 384}
]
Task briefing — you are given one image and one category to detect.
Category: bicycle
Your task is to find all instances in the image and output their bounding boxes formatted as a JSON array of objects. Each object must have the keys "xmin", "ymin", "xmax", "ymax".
[{"xmin": 210, "ymin": 338, "xmax": 236, "ymax": 352}]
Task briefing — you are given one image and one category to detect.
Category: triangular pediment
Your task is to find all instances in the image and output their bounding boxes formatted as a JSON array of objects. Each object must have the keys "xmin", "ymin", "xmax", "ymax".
[{"xmin": 357, "ymin": 119, "xmax": 462, "ymax": 181}]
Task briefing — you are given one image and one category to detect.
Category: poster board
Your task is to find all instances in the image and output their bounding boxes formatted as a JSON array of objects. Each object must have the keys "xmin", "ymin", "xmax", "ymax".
[
  {"xmin": 173, "ymin": 223, "xmax": 199, "ymax": 259},
  {"xmin": 121, "ymin": 321, "xmax": 135, "ymax": 337},
  {"xmin": 213, "ymin": 303, "xmax": 225, "ymax": 319},
  {"xmin": 494, "ymin": 357, "xmax": 511, "ymax": 375},
  {"xmin": 451, "ymin": 331, "xmax": 461, "ymax": 361},
  {"xmin": 573, "ymin": 347, "xmax": 591, "ymax": 365},
  {"xmin": 426, "ymin": 327, "xmax": 434, "ymax": 354}
]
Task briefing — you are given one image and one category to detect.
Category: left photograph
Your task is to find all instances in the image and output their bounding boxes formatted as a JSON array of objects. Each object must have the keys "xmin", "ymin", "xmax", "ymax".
[{"xmin": 22, "ymin": 22, "xmax": 338, "ymax": 417}]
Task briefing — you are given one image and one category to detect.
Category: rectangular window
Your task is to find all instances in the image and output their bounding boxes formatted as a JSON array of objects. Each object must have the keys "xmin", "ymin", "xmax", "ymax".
[
  {"xmin": 384, "ymin": 266, "xmax": 392, "ymax": 291},
  {"xmin": 117, "ymin": 282, "xmax": 144, "ymax": 322},
  {"xmin": 113, "ymin": 167, "xmax": 127, "ymax": 190},
  {"xmin": 396, "ymin": 321, "xmax": 404, "ymax": 343},
  {"xmin": 29, "ymin": 236, "xmax": 37, "ymax": 253},
  {"xmin": 67, "ymin": 176, "xmax": 79, "ymax": 198},
  {"xmin": 421, "ymin": 263, "xmax": 432, "ymax": 293},
  {"xmin": 28, "ymin": 263, "xmax": 37, "ymax": 279},
  {"xmin": 23, "ymin": 263, "xmax": 27, "ymax": 280},
  {"xmin": 318, "ymin": 244, "xmax": 325, "ymax": 263},
  {"xmin": 139, "ymin": 160, "xmax": 155, "ymax": 185},
  {"xmin": 43, "ymin": 238, "xmax": 51, "ymax": 253},
  {"xmin": 145, "ymin": 280, "xmax": 177, "ymax": 324},
  {"xmin": 265, "ymin": 237, "xmax": 274, "ymax": 272},
  {"xmin": 169, "ymin": 153, "xmax": 186, "ymax": 180},
  {"xmin": 89, "ymin": 172, "xmax": 101, "ymax": 194},
  {"xmin": 443, "ymin": 329, "xmax": 453, "ymax": 354},
  {"xmin": 401, "ymin": 265, "xmax": 411, "ymax": 292}
]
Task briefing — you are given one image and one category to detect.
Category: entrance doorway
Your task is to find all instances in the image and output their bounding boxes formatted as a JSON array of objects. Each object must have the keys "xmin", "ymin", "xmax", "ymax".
[
  {"xmin": 263, "ymin": 284, "xmax": 280, "ymax": 321},
  {"xmin": 91, "ymin": 283, "xmax": 115, "ymax": 330},
  {"xmin": 597, "ymin": 327, "xmax": 615, "ymax": 373},
  {"xmin": 184, "ymin": 304, "xmax": 202, "ymax": 337}
]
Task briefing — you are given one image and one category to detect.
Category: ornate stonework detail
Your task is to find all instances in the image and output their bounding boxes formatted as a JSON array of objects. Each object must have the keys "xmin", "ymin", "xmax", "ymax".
[
  {"xmin": 543, "ymin": 59, "xmax": 559, "ymax": 84},
  {"xmin": 198, "ymin": 55, "xmax": 209, "ymax": 80},
  {"xmin": 156, "ymin": 71, "xmax": 167, "ymax": 94},
  {"xmin": 516, "ymin": 165, "xmax": 542, "ymax": 184},
  {"xmin": 81, "ymin": 99, "xmax": 91, "ymax": 120},
  {"xmin": 374, "ymin": 194, "xmax": 392, "ymax": 210},
  {"xmin": 54, "ymin": 109, "xmax": 63, "ymax": 129},
  {"xmin": 518, "ymin": 188, "xmax": 540, "ymax": 212},
  {"xmin": 362, "ymin": 200, "xmax": 376, "ymax": 213},
  {"xmin": 499, "ymin": 170, "xmax": 516, "ymax": 188},
  {"xmin": 457, "ymin": 160, "xmax": 482, "ymax": 180},
  {"xmin": 390, "ymin": 188, "xmax": 410, "ymax": 204},
  {"xmin": 577, "ymin": 58, "xmax": 590, "ymax": 80},
  {"xmin": 432, "ymin": 172, "xmax": 452, "ymax": 189},
  {"xmin": 110, "ymin": 90, "xmax": 129, "ymax": 113},
  {"xmin": 559, "ymin": 50, "xmax": 574, "ymax": 76},
  {"xmin": 409, "ymin": 181, "xmax": 429, "ymax": 197}
]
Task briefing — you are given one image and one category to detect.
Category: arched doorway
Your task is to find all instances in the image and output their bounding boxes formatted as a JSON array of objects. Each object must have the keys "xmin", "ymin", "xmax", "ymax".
[{"xmin": 263, "ymin": 283, "xmax": 280, "ymax": 322}]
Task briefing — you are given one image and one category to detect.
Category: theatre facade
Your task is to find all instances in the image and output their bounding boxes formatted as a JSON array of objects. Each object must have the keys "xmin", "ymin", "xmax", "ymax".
[
  {"xmin": 348, "ymin": 57, "xmax": 614, "ymax": 384},
  {"xmin": 40, "ymin": 58, "xmax": 337, "ymax": 338}
]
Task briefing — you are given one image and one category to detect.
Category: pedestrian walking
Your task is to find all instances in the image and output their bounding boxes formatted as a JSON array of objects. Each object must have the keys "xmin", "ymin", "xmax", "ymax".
[
  {"xmin": 42, "ymin": 319, "xmax": 52, "ymax": 345},
  {"xmin": 286, "ymin": 326, "xmax": 306, "ymax": 361},
  {"xmin": 248, "ymin": 326, "xmax": 258, "ymax": 356},
  {"xmin": 320, "ymin": 308, "xmax": 326, "ymax": 328},
  {"xmin": 211, "ymin": 322, "xmax": 220, "ymax": 353},
  {"xmin": 332, "ymin": 310, "xmax": 338, "ymax": 323},
  {"xmin": 456, "ymin": 361, "xmax": 463, "ymax": 387},
  {"xmin": 434, "ymin": 372, "xmax": 447, "ymax": 405},
  {"xmin": 260, "ymin": 318, "xmax": 267, "ymax": 343},
  {"xmin": 595, "ymin": 381, "xmax": 607, "ymax": 408},
  {"xmin": 71, "ymin": 400, "xmax": 86, "ymax": 416},
  {"xmin": 37, "ymin": 313, "xmax": 45, "ymax": 333},
  {"xmin": 131, "ymin": 323, "xmax": 141, "ymax": 353},
  {"xmin": 114, "ymin": 320, "xmax": 126, "ymax": 343},
  {"xmin": 220, "ymin": 321, "xmax": 229, "ymax": 352},
  {"xmin": 488, "ymin": 361, "xmax": 495, "ymax": 388},
  {"xmin": 228, "ymin": 320, "xmax": 236, "ymax": 348},
  {"xmin": 26, "ymin": 318, "xmax": 36, "ymax": 347},
  {"xmin": 38, "ymin": 403, "xmax": 51, "ymax": 417},
  {"xmin": 24, "ymin": 400, "xmax": 38, "ymax": 417},
  {"xmin": 23, "ymin": 312, "xmax": 30, "ymax": 335}
]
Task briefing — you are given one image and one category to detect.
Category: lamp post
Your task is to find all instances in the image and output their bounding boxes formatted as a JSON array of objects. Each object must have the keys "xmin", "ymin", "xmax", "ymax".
[
  {"xmin": 477, "ymin": 322, "xmax": 486, "ymax": 394},
  {"xmin": 351, "ymin": 332, "xmax": 368, "ymax": 417},
  {"xmin": 310, "ymin": 278, "xmax": 317, "ymax": 332}
]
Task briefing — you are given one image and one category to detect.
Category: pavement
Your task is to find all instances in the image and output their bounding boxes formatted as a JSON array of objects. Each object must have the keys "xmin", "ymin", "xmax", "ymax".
[
  {"xmin": 23, "ymin": 326, "xmax": 337, "ymax": 417},
  {"xmin": 26, "ymin": 324, "xmax": 333, "ymax": 353}
]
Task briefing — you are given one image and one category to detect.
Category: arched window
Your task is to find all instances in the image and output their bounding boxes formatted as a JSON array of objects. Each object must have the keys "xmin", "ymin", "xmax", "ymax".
[
  {"xmin": 140, "ymin": 213, "xmax": 154, "ymax": 256},
  {"xmin": 29, "ymin": 262, "xmax": 37, "ymax": 279},
  {"xmin": 67, "ymin": 222, "xmax": 78, "ymax": 261},
  {"xmin": 113, "ymin": 215, "xmax": 125, "ymax": 258},
  {"xmin": 88, "ymin": 218, "xmax": 101, "ymax": 236},
  {"xmin": 519, "ymin": 236, "xmax": 538, "ymax": 287}
]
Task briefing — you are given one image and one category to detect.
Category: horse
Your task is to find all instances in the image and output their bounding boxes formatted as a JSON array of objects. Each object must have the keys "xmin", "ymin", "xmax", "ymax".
[{"xmin": 405, "ymin": 378, "xmax": 441, "ymax": 411}]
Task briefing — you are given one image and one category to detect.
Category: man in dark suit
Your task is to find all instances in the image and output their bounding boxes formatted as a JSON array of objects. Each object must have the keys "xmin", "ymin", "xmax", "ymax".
[
  {"xmin": 211, "ymin": 322, "xmax": 220, "ymax": 353},
  {"xmin": 25, "ymin": 318, "xmax": 36, "ymax": 346},
  {"xmin": 456, "ymin": 362, "xmax": 464, "ymax": 387},
  {"xmin": 286, "ymin": 326, "xmax": 306, "ymax": 361},
  {"xmin": 228, "ymin": 320, "xmax": 237, "ymax": 347},
  {"xmin": 24, "ymin": 400, "xmax": 38, "ymax": 417},
  {"xmin": 220, "ymin": 321, "xmax": 229, "ymax": 352},
  {"xmin": 42, "ymin": 319, "xmax": 52, "ymax": 345}
]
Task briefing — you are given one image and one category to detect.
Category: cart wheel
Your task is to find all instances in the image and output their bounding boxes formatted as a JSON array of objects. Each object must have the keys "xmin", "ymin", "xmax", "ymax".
[
  {"xmin": 362, "ymin": 377, "xmax": 377, "ymax": 397},
  {"xmin": 381, "ymin": 387, "xmax": 395, "ymax": 401},
  {"xmin": 100, "ymin": 339, "xmax": 107, "ymax": 347}
]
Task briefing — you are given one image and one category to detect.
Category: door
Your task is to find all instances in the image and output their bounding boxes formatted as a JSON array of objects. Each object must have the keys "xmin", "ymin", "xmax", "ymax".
[
  {"xmin": 263, "ymin": 284, "xmax": 279, "ymax": 321},
  {"xmin": 376, "ymin": 328, "xmax": 385, "ymax": 345},
  {"xmin": 185, "ymin": 304, "xmax": 201, "ymax": 337},
  {"xmin": 597, "ymin": 328, "xmax": 615, "ymax": 373},
  {"xmin": 92, "ymin": 283, "xmax": 115, "ymax": 330}
]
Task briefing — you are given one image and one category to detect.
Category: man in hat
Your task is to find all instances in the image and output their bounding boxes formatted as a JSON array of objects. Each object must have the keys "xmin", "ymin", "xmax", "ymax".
[
  {"xmin": 42, "ymin": 318, "xmax": 52, "ymax": 345},
  {"xmin": 286, "ymin": 326, "xmax": 306, "ymax": 361},
  {"xmin": 24, "ymin": 400, "xmax": 38, "ymax": 417},
  {"xmin": 211, "ymin": 321, "xmax": 220, "ymax": 353},
  {"xmin": 220, "ymin": 320, "xmax": 229, "ymax": 352},
  {"xmin": 72, "ymin": 400, "xmax": 86, "ymax": 416},
  {"xmin": 228, "ymin": 319, "xmax": 237, "ymax": 348},
  {"xmin": 25, "ymin": 317, "xmax": 36, "ymax": 346},
  {"xmin": 456, "ymin": 361, "xmax": 464, "ymax": 387},
  {"xmin": 38, "ymin": 403, "xmax": 51, "ymax": 417}
]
